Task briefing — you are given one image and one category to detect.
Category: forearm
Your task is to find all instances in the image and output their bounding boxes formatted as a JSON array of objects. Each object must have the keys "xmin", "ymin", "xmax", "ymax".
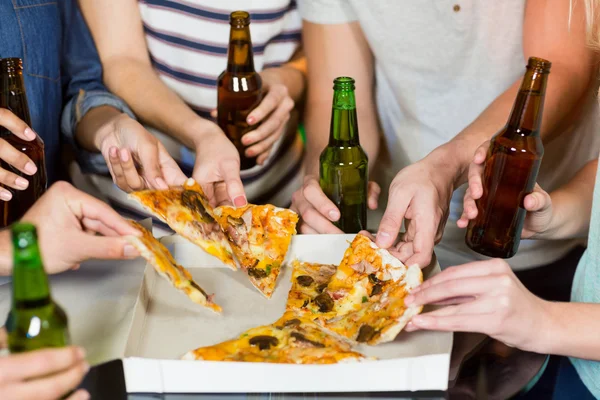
[
  {"xmin": 538, "ymin": 301, "xmax": 600, "ymax": 360},
  {"xmin": 539, "ymin": 159, "xmax": 598, "ymax": 240},
  {"xmin": 103, "ymin": 59, "xmax": 209, "ymax": 149},
  {"xmin": 0, "ymin": 230, "xmax": 11, "ymax": 275},
  {"xmin": 440, "ymin": 64, "xmax": 592, "ymax": 187},
  {"xmin": 74, "ymin": 106, "xmax": 122, "ymax": 152}
]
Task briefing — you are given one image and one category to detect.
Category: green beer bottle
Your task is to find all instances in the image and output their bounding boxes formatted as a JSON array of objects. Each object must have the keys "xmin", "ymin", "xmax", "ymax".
[
  {"xmin": 319, "ymin": 77, "xmax": 368, "ymax": 233},
  {"xmin": 6, "ymin": 223, "xmax": 70, "ymax": 353}
]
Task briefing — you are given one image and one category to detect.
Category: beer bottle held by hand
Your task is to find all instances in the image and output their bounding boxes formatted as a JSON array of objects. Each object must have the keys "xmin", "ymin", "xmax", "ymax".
[
  {"xmin": 319, "ymin": 77, "xmax": 368, "ymax": 233},
  {"xmin": 0, "ymin": 58, "xmax": 47, "ymax": 227},
  {"xmin": 465, "ymin": 57, "xmax": 550, "ymax": 258},
  {"xmin": 6, "ymin": 223, "xmax": 70, "ymax": 353},
  {"xmin": 217, "ymin": 11, "xmax": 263, "ymax": 170}
]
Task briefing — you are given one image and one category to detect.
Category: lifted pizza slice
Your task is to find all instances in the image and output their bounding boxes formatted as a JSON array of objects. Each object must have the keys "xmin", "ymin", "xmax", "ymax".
[
  {"xmin": 127, "ymin": 220, "xmax": 221, "ymax": 313},
  {"xmin": 129, "ymin": 179, "xmax": 236, "ymax": 269},
  {"xmin": 182, "ymin": 312, "xmax": 366, "ymax": 364},
  {"xmin": 212, "ymin": 204, "xmax": 298, "ymax": 298}
]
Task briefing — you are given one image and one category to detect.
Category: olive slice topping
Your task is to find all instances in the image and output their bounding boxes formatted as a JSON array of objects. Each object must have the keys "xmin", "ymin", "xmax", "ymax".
[
  {"xmin": 283, "ymin": 318, "xmax": 301, "ymax": 328},
  {"xmin": 248, "ymin": 267, "xmax": 267, "ymax": 279},
  {"xmin": 290, "ymin": 332, "xmax": 325, "ymax": 348},
  {"xmin": 371, "ymin": 283, "xmax": 383, "ymax": 297},
  {"xmin": 313, "ymin": 292, "xmax": 334, "ymax": 313},
  {"xmin": 181, "ymin": 190, "xmax": 213, "ymax": 222},
  {"xmin": 227, "ymin": 215, "xmax": 244, "ymax": 227},
  {"xmin": 296, "ymin": 275, "xmax": 314, "ymax": 287},
  {"xmin": 302, "ymin": 299, "xmax": 309, "ymax": 308},
  {"xmin": 368, "ymin": 273, "xmax": 380, "ymax": 284},
  {"xmin": 356, "ymin": 325, "xmax": 377, "ymax": 343},
  {"xmin": 249, "ymin": 335, "xmax": 279, "ymax": 350},
  {"xmin": 317, "ymin": 283, "xmax": 328, "ymax": 293}
]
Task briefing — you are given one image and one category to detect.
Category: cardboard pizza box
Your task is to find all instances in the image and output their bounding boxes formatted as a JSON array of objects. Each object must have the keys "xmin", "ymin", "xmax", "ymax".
[{"xmin": 120, "ymin": 226, "xmax": 453, "ymax": 393}]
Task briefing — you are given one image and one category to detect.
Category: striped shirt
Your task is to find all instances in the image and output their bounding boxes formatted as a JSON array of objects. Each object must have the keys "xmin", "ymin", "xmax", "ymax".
[{"xmin": 138, "ymin": 0, "xmax": 305, "ymax": 206}]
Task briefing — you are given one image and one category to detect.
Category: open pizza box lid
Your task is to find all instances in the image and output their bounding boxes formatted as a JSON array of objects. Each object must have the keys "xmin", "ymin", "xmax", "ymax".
[{"xmin": 119, "ymin": 220, "xmax": 453, "ymax": 394}]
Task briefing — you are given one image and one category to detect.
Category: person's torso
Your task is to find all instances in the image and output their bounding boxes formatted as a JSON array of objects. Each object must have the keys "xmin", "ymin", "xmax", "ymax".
[
  {"xmin": 570, "ymin": 158, "xmax": 600, "ymax": 399},
  {"xmin": 345, "ymin": 0, "xmax": 600, "ymax": 268},
  {"xmin": 0, "ymin": 0, "xmax": 64, "ymax": 183},
  {"xmin": 138, "ymin": 0, "xmax": 301, "ymax": 118},
  {"xmin": 137, "ymin": 0, "xmax": 304, "ymax": 206}
]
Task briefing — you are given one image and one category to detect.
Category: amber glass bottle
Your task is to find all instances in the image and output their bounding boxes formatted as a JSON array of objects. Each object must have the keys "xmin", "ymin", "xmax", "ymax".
[
  {"xmin": 319, "ymin": 77, "xmax": 368, "ymax": 233},
  {"xmin": 465, "ymin": 57, "xmax": 550, "ymax": 258},
  {"xmin": 0, "ymin": 58, "xmax": 47, "ymax": 227},
  {"xmin": 217, "ymin": 11, "xmax": 263, "ymax": 170}
]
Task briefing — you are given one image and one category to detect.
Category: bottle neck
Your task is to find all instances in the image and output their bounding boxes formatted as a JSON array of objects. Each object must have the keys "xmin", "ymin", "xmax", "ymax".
[
  {"xmin": 506, "ymin": 68, "xmax": 549, "ymax": 136},
  {"xmin": 329, "ymin": 89, "xmax": 360, "ymax": 146},
  {"xmin": 11, "ymin": 246, "xmax": 50, "ymax": 304},
  {"xmin": 226, "ymin": 25, "xmax": 256, "ymax": 74}
]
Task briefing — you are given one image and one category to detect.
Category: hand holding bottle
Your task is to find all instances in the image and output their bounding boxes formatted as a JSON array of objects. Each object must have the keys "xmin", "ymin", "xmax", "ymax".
[
  {"xmin": 0, "ymin": 108, "xmax": 38, "ymax": 200},
  {"xmin": 458, "ymin": 140, "xmax": 554, "ymax": 239},
  {"xmin": 291, "ymin": 174, "xmax": 380, "ymax": 234},
  {"xmin": 0, "ymin": 342, "xmax": 90, "ymax": 400}
]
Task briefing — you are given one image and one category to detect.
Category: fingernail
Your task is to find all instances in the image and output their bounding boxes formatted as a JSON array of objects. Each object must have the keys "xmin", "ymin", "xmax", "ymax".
[
  {"xmin": 247, "ymin": 116, "xmax": 255, "ymax": 125},
  {"xmin": 83, "ymin": 362, "xmax": 90, "ymax": 374},
  {"xmin": 405, "ymin": 295, "xmax": 414, "ymax": 305},
  {"xmin": 0, "ymin": 191, "xmax": 12, "ymax": 201},
  {"xmin": 24, "ymin": 162, "xmax": 37, "ymax": 175},
  {"xmin": 78, "ymin": 390, "xmax": 91, "ymax": 400},
  {"xmin": 77, "ymin": 347, "xmax": 86, "ymax": 360},
  {"xmin": 233, "ymin": 196, "xmax": 247, "ymax": 207},
  {"xmin": 376, "ymin": 231, "xmax": 390, "ymax": 243},
  {"xmin": 15, "ymin": 177, "xmax": 28, "ymax": 188},
  {"xmin": 124, "ymin": 245, "xmax": 138, "ymax": 258},
  {"xmin": 109, "ymin": 147, "xmax": 118, "ymax": 158},
  {"xmin": 120, "ymin": 149, "xmax": 130, "ymax": 162},
  {"xmin": 328, "ymin": 210, "xmax": 339, "ymax": 221},
  {"xmin": 23, "ymin": 128, "xmax": 36, "ymax": 140}
]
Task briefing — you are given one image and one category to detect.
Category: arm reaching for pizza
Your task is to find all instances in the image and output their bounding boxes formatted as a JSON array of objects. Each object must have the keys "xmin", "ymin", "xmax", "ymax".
[{"xmin": 0, "ymin": 181, "xmax": 141, "ymax": 275}]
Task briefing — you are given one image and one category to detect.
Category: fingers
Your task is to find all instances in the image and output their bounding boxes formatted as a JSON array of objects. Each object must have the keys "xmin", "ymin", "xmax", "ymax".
[
  {"xmin": 523, "ymin": 184, "xmax": 551, "ymax": 212},
  {"xmin": 245, "ymin": 123, "xmax": 283, "ymax": 159},
  {"xmin": 376, "ymin": 184, "xmax": 410, "ymax": 248},
  {"xmin": 0, "ymin": 346, "xmax": 85, "ymax": 383},
  {"xmin": 138, "ymin": 141, "xmax": 169, "ymax": 190},
  {"xmin": 55, "ymin": 182, "xmax": 140, "ymax": 237},
  {"xmin": 410, "ymin": 259, "xmax": 509, "ymax": 295},
  {"xmin": 66, "ymin": 389, "xmax": 91, "ymax": 400},
  {"xmin": 0, "ymin": 108, "xmax": 36, "ymax": 141},
  {"xmin": 81, "ymin": 217, "xmax": 119, "ymax": 237},
  {"xmin": 367, "ymin": 181, "xmax": 380, "ymax": 210},
  {"xmin": 220, "ymin": 159, "xmax": 247, "ymax": 207},
  {"xmin": 74, "ymin": 234, "xmax": 139, "ymax": 261},
  {"xmin": 406, "ymin": 275, "xmax": 505, "ymax": 307},
  {"xmin": 108, "ymin": 147, "xmax": 129, "ymax": 191},
  {"xmin": 299, "ymin": 223, "xmax": 318, "ymax": 234},
  {"xmin": 5, "ymin": 359, "xmax": 89, "ymax": 400},
  {"xmin": 247, "ymin": 85, "xmax": 291, "ymax": 126},
  {"xmin": 292, "ymin": 176, "xmax": 343, "ymax": 234},
  {"xmin": 118, "ymin": 149, "xmax": 145, "ymax": 191},
  {"xmin": 0, "ymin": 138, "xmax": 37, "ymax": 176},
  {"xmin": 457, "ymin": 188, "xmax": 477, "ymax": 228},
  {"xmin": 467, "ymin": 142, "xmax": 489, "ymax": 200},
  {"xmin": 0, "ymin": 167, "xmax": 30, "ymax": 193},
  {"xmin": 404, "ymin": 210, "xmax": 436, "ymax": 269},
  {"xmin": 410, "ymin": 298, "xmax": 496, "ymax": 333}
]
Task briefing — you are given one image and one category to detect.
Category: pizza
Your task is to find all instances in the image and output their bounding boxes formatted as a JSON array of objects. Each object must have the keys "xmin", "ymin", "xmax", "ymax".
[
  {"xmin": 129, "ymin": 179, "xmax": 236, "ymax": 270},
  {"xmin": 286, "ymin": 234, "xmax": 423, "ymax": 345},
  {"xmin": 212, "ymin": 204, "xmax": 298, "ymax": 298},
  {"xmin": 127, "ymin": 220, "xmax": 222, "ymax": 313},
  {"xmin": 182, "ymin": 311, "xmax": 367, "ymax": 363}
]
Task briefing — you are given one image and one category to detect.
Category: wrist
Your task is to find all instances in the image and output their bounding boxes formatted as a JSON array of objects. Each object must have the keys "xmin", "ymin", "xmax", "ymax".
[
  {"xmin": 183, "ymin": 118, "xmax": 221, "ymax": 149},
  {"xmin": 93, "ymin": 112, "xmax": 125, "ymax": 152},
  {"xmin": 423, "ymin": 143, "xmax": 468, "ymax": 187},
  {"xmin": 528, "ymin": 300, "xmax": 563, "ymax": 354}
]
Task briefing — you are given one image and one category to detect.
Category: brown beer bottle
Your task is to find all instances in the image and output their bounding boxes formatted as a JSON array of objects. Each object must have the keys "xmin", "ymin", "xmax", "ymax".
[
  {"xmin": 465, "ymin": 57, "xmax": 550, "ymax": 258},
  {"xmin": 0, "ymin": 58, "xmax": 47, "ymax": 227},
  {"xmin": 217, "ymin": 11, "xmax": 263, "ymax": 170}
]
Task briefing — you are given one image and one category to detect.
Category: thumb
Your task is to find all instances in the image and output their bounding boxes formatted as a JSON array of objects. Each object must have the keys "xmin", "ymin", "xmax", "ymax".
[
  {"xmin": 221, "ymin": 160, "xmax": 247, "ymax": 207},
  {"xmin": 140, "ymin": 141, "xmax": 167, "ymax": 189},
  {"xmin": 523, "ymin": 186, "xmax": 551, "ymax": 212},
  {"xmin": 73, "ymin": 234, "xmax": 139, "ymax": 262},
  {"xmin": 210, "ymin": 109, "xmax": 218, "ymax": 119}
]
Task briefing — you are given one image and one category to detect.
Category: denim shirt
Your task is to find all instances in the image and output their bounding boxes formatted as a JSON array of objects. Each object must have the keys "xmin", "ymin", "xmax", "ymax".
[{"xmin": 0, "ymin": 0, "xmax": 133, "ymax": 183}]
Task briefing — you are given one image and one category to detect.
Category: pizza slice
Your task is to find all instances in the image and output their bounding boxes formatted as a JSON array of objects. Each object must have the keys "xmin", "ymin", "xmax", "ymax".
[
  {"xmin": 129, "ymin": 179, "xmax": 236, "ymax": 270},
  {"xmin": 127, "ymin": 220, "xmax": 222, "ymax": 313},
  {"xmin": 286, "ymin": 234, "xmax": 423, "ymax": 344},
  {"xmin": 212, "ymin": 204, "xmax": 298, "ymax": 298},
  {"xmin": 182, "ymin": 312, "xmax": 367, "ymax": 364}
]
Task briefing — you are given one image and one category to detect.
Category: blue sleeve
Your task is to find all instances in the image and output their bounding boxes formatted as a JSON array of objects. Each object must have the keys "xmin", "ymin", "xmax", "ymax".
[{"xmin": 59, "ymin": 0, "xmax": 135, "ymax": 174}]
